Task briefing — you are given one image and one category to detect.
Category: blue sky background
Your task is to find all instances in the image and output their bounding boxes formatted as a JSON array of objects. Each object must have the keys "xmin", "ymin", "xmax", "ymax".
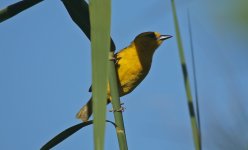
[{"xmin": 0, "ymin": 0, "xmax": 248, "ymax": 150}]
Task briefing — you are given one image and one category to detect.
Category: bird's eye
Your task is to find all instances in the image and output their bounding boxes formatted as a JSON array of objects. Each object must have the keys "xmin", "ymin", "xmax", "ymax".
[{"xmin": 147, "ymin": 33, "xmax": 156, "ymax": 39}]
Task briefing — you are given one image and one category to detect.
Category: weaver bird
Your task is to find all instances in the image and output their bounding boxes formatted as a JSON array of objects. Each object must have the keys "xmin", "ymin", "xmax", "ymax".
[{"xmin": 77, "ymin": 32, "xmax": 172, "ymax": 122}]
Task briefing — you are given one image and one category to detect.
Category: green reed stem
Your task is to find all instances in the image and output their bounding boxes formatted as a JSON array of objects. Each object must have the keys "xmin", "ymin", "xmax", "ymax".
[
  {"xmin": 171, "ymin": 1, "xmax": 201, "ymax": 150},
  {"xmin": 108, "ymin": 51, "xmax": 128, "ymax": 150}
]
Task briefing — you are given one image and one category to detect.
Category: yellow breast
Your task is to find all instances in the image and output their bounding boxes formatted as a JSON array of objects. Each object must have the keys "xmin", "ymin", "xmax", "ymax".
[{"xmin": 114, "ymin": 44, "xmax": 152, "ymax": 96}]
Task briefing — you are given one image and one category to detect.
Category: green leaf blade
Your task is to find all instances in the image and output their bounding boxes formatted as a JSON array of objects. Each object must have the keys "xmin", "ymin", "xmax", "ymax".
[
  {"xmin": 89, "ymin": 0, "xmax": 112, "ymax": 149},
  {"xmin": 0, "ymin": 0, "xmax": 43, "ymax": 23}
]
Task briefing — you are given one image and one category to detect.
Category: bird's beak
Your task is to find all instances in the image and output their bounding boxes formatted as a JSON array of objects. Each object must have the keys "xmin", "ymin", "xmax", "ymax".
[{"xmin": 159, "ymin": 35, "xmax": 173, "ymax": 41}]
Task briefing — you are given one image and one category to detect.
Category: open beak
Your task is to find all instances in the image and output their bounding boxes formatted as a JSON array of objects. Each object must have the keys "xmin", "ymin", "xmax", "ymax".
[{"xmin": 159, "ymin": 35, "xmax": 173, "ymax": 41}]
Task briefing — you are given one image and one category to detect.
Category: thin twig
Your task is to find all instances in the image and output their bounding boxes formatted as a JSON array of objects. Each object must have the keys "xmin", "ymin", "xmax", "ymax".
[
  {"xmin": 187, "ymin": 9, "xmax": 201, "ymax": 134},
  {"xmin": 187, "ymin": 9, "xmax": 202, "ymax": 150}
]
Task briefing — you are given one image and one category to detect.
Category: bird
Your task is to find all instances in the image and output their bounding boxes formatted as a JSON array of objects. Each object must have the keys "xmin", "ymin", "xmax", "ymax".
[{"xmin": 76, "ymin": 31, "xmax": 172, "ymax": 122}]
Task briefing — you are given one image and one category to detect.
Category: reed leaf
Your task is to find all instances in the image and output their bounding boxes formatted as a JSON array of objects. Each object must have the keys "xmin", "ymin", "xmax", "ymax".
[
  {"xmin": 89, "ymin": 0, "xmax": 111, "ymax": 149},
  {"xmin": 0, "ymin": 0, "xmax": 43, "ymax": 23},
  {"xmin": 171, "ymin": 0, "xmax": 201, "ymax": 150},
  {"xmin": 61, "ymin": 0, "xmax": 116, "ymax": 52},
  {"xmin": 41, "ymin": 121, "xmax": 93, "ymax": 150},
  {"xmin": 40, "ymin": 120, "xmax": 116, "ymax": 150}
]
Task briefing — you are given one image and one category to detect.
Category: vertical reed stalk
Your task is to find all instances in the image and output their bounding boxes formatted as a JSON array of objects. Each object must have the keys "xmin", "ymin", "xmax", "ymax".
[
  {"xmin": 108, "ymin": 51, "xmax": 128, "ymax": 150},
  {"xmin": 171, "ymin": 0, "xmax": 201, "ymax": 150},
  {"xmin": 187, "ymin": 10, "xmax": 202, "ymax": 147}
]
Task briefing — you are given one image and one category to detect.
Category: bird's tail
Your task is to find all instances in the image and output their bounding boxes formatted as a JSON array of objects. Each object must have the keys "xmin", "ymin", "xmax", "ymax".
[{"xmin": 76, "ymin": 98, "xmax": 93, "ymax": 122}]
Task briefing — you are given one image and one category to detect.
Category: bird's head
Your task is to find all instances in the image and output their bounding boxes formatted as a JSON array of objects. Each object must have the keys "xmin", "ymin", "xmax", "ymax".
[{"xmin": 133, "ymin": 32, "xmax": 172, "ymax": 53}]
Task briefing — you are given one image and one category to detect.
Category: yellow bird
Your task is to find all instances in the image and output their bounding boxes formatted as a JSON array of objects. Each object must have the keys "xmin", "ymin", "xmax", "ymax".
[{"xmin": 77, "ymin": 32, "xmax": 172, "ymax": 122}]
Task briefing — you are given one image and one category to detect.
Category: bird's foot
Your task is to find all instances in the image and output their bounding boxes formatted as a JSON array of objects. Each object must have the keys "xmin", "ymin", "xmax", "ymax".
[
  {"xmin": 109, "ymin": 55, "xmax": 118, "ymax": 64},
  {"xmin": 109, "ymin": 103, "xmax": 125, "ymax": 112}
]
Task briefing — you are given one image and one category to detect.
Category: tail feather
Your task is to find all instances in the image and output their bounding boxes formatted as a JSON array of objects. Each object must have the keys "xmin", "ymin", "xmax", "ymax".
[
  {"xmin": 76, "ymin": 98, "xmax": 92, "ymax": 122},
  {"xmin": 76, "ymin": 97, "xmax": 111, "ymax": 122}
]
